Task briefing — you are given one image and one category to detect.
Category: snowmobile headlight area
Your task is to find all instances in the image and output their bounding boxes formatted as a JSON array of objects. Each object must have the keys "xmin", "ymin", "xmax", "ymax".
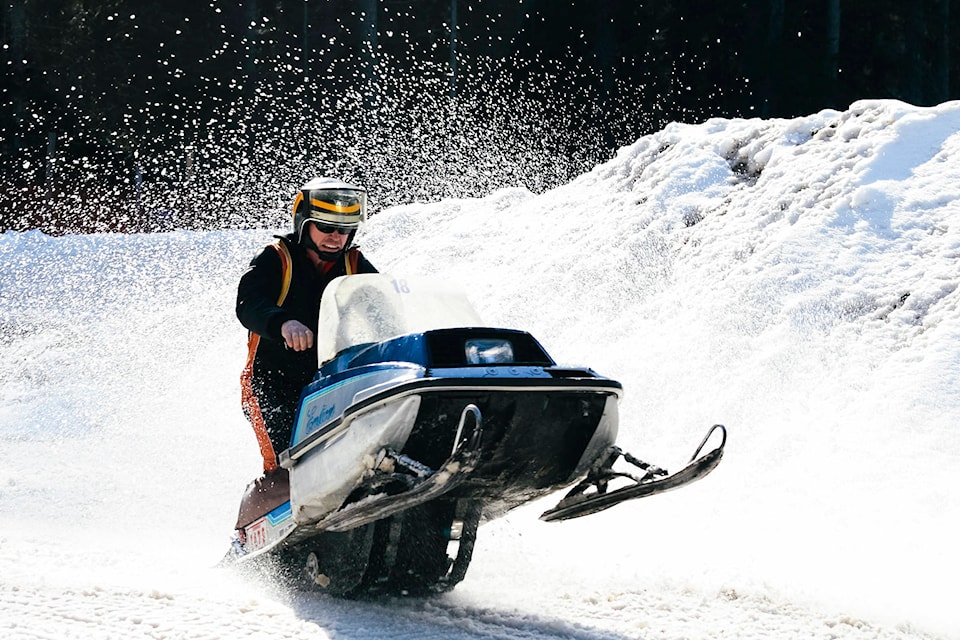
[{"xmin": 465, "ymin": 338, "xmax": 515, "ymax": 365}]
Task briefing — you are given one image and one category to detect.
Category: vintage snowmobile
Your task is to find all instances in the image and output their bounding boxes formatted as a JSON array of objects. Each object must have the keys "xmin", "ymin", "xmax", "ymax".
[{"xmin": 227, "ymin": 274, "xmax": 726, "ymax": 596}]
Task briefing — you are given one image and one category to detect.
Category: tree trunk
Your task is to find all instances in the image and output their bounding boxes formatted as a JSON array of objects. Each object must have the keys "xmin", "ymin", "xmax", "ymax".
[
  {"xmin": 449, "ymin": 0, "xmax": 458, "ymax": 98},
  {"xmin": 360, "ymin": 0, "xmax": 378, "ymax": 88},
  {"xmin": 6, "ymin": 2, "xmax": 27, "ymax": 58},
  {"xmin": 762, "ymin": 0, "xmax": 786, "ymax": 116},
  {"xmin": 930, "ymin": 0, "xmax": 950, "ymax": 102},
  {"xmin": 905, "ymin": 1, "xmax": 926, "ymax": 104},
  {"xmin": 825, "ymin": 0, "xmax": 841, "ymax": 82}
]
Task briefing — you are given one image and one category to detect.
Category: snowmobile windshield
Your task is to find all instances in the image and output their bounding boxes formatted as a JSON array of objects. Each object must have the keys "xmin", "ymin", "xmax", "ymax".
[{"xmin": 316, "ymin": 274, "xmax": 484, "ymax": 365}]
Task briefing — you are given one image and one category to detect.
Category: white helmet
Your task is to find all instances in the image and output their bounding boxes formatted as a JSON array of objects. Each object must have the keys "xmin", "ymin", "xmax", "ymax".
[{"xmin": 292, "ymin": 177, "xmax": 367, "ymax": 242}]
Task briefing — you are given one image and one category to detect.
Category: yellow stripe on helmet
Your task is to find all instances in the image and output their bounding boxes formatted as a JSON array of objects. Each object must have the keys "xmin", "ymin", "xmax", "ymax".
[
  {"xmin": 291, "ymin": 192, "xmax": 304, "ymax": 221},
  {"xmin": 310, "ymin": 198, "xmax": 361, "ymax": 214}
]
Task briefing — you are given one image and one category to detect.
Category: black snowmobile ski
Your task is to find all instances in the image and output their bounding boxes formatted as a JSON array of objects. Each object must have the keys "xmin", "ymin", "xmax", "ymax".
[
  {"xmin": 539, "ymin": 424, "xmax": 726, "ymax": 522},
  {"xmin": 315, "ymin": 405, "xmax": 483, "ymax": 533}
]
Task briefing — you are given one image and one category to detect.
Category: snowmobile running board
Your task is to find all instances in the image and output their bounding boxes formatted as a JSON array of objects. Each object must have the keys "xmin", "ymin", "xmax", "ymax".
[
  {"xmin": 314, "ymin": 404, "xmax": 484, "ymax": 534},
  {"xmin": 539, "ymin": 424, "xmax": 727, "ymax": 522}
]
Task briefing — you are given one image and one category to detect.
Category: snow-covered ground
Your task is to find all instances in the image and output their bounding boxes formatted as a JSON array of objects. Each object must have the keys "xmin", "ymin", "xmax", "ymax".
[{"xmin": 1, "ymin": 99, "xmax": 958, "ymax": 639}]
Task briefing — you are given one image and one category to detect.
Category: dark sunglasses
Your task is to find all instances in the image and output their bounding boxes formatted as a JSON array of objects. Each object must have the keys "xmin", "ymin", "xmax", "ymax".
[{"xmin": 313, "ymin": 224, "xmax": 352, "ymax": 235}]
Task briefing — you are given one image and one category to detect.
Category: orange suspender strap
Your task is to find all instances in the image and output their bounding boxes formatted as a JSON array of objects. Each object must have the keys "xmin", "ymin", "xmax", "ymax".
[
  {"xmin": 346, "ymin": 247, "xmax": 358, "ymax": 275},
  {"xmin": 240, "ymin": 241, "xmax": 293, "ymax": 472},
  {"xmin": 275, "ymin": 241, "xmax": 293, "ymax": 304}
]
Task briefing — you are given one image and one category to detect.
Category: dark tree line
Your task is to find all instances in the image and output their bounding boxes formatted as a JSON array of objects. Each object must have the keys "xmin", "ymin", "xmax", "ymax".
[{"xmin": 2, "ymin": 0, "xmax": 958, "ymax": 233}]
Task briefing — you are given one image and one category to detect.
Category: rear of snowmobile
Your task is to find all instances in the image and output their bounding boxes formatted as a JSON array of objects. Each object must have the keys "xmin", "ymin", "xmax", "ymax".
[{"xmin": 226, "ymin": 274, "xmax": 726, "ymax": 596}]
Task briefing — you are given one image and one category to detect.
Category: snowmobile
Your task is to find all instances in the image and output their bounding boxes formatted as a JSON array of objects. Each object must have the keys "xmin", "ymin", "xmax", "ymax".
[{"xmin": 226, "ymin": 274, "xmax": 726, "ymax": 596}]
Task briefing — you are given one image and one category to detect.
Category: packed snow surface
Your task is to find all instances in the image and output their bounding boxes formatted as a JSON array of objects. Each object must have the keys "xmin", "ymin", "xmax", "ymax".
[{"xmin": 1, "ymin": 99, "xmax": 958, "ymax": 639}]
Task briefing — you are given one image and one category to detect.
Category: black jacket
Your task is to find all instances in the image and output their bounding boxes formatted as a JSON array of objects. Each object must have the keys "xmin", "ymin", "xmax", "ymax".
[{"xmin": 237, "ymin": 233, "xmax": 378, "ymax": 399}]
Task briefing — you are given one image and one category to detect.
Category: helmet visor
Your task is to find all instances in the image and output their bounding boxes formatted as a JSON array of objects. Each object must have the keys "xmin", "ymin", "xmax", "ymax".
[{"xmin": 303, "ymin": 188, "xmax": 367, "ymax": 228}]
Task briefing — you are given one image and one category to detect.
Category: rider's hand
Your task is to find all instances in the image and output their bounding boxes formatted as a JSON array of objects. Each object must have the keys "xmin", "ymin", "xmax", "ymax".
[{"xmin": 281, "ymin": 320, "xmax": 314, "ymax": 351}]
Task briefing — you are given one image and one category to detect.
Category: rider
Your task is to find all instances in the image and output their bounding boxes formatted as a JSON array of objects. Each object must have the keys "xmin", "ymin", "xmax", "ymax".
[{"xmin": 237, "ymin": 177, "xmax": 378, "ymax": 474}]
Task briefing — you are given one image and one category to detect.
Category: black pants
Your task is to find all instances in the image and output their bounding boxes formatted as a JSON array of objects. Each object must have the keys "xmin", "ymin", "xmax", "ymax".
[{"xmin": 249, "ymin": 372, "xmax": 302, "ymax": 453}]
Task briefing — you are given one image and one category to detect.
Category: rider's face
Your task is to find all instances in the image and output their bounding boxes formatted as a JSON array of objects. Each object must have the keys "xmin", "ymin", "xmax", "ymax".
[{"xmin": 307, "ymin": 222, "xmax": 350, "ymax": 255}]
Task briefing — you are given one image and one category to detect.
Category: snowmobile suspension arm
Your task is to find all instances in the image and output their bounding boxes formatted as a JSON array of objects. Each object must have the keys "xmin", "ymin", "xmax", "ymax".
[{"xmin": 314, "ymin": 403, "xmax": 484, "ymax": 533}]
